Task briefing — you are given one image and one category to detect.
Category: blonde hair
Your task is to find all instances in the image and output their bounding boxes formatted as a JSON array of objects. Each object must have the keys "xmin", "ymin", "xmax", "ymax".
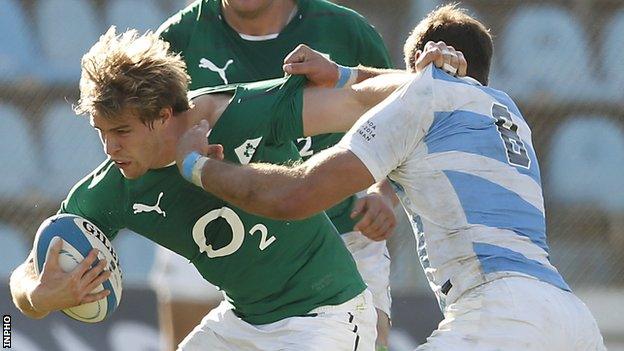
[{"xmin": 75, "ymin": 26, "xmax": 191, "ymax": 125}]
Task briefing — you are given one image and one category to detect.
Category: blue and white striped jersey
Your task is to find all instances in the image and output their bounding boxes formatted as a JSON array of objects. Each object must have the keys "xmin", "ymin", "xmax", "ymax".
[{"xmin": 338, "ymin": 65, "xmax": 569, "ymax": 309}]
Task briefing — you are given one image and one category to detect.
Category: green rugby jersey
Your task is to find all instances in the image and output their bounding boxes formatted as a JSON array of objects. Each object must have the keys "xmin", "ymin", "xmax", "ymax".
[
  {"xmin": 158, "ymin": 0, "xmax": 392, "ymax": 233},
  {"xmin": 59, "ymin": 76, "xmax": 365, "ymax": 325}
]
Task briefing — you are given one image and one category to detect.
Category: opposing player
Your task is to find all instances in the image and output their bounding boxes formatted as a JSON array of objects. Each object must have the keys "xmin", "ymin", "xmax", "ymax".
[
  {"xmin": 9, "ymin": 27, "xmax": 461, "ymax": 350},
  {"xmin": 175, "ymin": 5, "xmax": 606, "ymax": 350},
  {"xmin": 154, "ymin": 1, "xmax": 395, "ymax": 347}
]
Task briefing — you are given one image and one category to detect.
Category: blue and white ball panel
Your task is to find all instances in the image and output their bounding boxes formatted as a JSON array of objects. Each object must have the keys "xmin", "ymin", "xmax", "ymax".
[{"xmin": 33, "ymin": 214, "xmax": 123, "ymax": 323}]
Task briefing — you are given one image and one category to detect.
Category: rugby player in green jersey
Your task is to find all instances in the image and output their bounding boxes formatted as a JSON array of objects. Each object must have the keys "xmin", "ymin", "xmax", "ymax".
[
  {"xmin": 155, "ymin": 1, "xmax": 395, "ymax": 347},
  {"xmin": 9, "ymin": 27, "xmax": 461, "ymax": 350}
]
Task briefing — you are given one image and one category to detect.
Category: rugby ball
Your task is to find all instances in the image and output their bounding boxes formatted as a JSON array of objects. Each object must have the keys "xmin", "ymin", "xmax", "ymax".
[{"xmin": 33, "ymin": 214, "xmax": 123, "ymax": 323}]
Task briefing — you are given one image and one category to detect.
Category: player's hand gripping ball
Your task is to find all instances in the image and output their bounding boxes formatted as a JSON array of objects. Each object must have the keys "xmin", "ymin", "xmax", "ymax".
[{"xmin": 33, "ymin": 214, "xmax": 123, "ymax": 323}]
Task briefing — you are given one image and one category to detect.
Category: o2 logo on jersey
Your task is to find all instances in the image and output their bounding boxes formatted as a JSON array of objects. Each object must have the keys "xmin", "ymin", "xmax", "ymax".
[
  {"xmin": 491, "ymin": 103, "xmax": 530, "ymax": 169},
  {"xmin": 192, "ymin": 207, "xmax": 276, "ymax": 258}
]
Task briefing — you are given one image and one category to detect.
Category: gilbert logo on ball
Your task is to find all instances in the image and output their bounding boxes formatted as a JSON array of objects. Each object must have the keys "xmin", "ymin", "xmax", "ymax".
[{"xmin": 33, "ymin": 214, "xmax": 123, "ymax": 323}]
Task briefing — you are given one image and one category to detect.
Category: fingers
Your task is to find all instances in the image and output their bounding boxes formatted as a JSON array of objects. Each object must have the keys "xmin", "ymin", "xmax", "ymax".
[
  {"xmin": 283, "ymin": 44, "xmax": 311, "ymax": 65},
  {"xmin": 72, "ymin": 249, "xmax": 100, "ymax": 278},
  {"xmin": 354, "ymin": 198, "xmax": 390, "ymax": 240},
  {"xmin": 284, "ymin": 60, "xmax": 340, "ymax": 88},
  {"xmin": 432, "ymin": 41, "xmax": 455, "ymax": 75},
  {"xmin": 74, "ymin": 256, "xmax": 113, "ymax": 306},
  {"xmin": 283, "ymin": 62, "xmax": 313, "ymax": 76},
  {"xmin": 204, "ymin": 144, "xmax": 224, "ymax": 160},
  {"xmin": 353, "ymin": 203, "xmax": 390, "ymax": 241},
  {"xmin": 350, "ymin": 198, "xmax": 366, "ymax": 219},
  {"xmin": 416, "ymin": 41, "xmax": 465, "ymax": 76},
  {"xmin": 456, "ymin": 51, "xmax": 467, "ymax": 77},
  {"xmin": 80, "ymin": 258, "xmax": 107, "ymax": 285},
  {"xmin": 176, "ymin": 119, "xmax": 214, "ymax": 165},
  {"xmin": 283, "ymin": 44, "xmax": 339, "ymax": 87},
  {"xmin": 369, "ymin": 221, "xmax": 395, "ymax": 241},
  {"xmin": 83, "ymin": 270, "xmax": 112, "ymax": 295},
  {"xmin": 355, "ymin": 214, "xmax": 380, "ymax": 237},
  {"xmin": 356, "ymin": 212, "xmax": 395, "ymax": 241},
  {"xmin": 375, "ymin": 219, "xmax": 396, "ymax": 241},
  {"xmin": 43, "ymin": 236, "xmax": 63, "ymax": 271},
  {"xmin": 81, "ymin": 289, "xmax": 111, "ymax": 304},
  {"xmin": 80, "ymin": 258, "xmax": 113, "ymax": 304},
  {"xmin": 353, "ymin": 204, "xmax": 375, "ymax": 233},
  {"xmin": 408, "ymin": 50, "xmax": 422, "ymax": 73},
  {"xmin": 444, "ymin": 45, "xmax": 459, "ymax": 76},
  {"xmin": 431, "ymin": 43, "xmax": 446, "ymax": 69},
  {"xmin": 422, "ymin": 41, "xmax": 445, "ymax": 69},
  {"xmin": 352, "ymin": 195, "xmax": 397, "ymax": 241}
]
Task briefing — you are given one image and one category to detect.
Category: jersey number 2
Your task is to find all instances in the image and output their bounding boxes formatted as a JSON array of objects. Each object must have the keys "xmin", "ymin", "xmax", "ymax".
[
  {"xmin": 297, "ymin": 137, "xmax": 313, "ymax": 157},
  {"xmin": 491, "ymin": 103, "xmax": 530, "ymax": 168}
]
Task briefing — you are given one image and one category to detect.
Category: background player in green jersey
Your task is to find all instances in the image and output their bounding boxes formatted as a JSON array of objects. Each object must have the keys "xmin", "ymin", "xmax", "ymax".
[
  {"xmin": 9, "ymin": 27, "xmax": 460, "ymax": 350},
  {"xmin": 155, "ymin": 0, "xmax": 396, "ymax": 348}
]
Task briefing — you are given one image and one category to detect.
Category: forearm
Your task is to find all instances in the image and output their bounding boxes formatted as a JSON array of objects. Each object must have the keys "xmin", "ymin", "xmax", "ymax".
[
  {"xmin": 302, "ymin": 72, "xmax": 412, "ymax": 136},
  {"xmin": 10, "ymin": 259, "xmax": 49, "ymax": 319},
  {"xmin": 199, "ymin": 158, "xmax": 313, "ymax": 219},
  {"xmin": 196, "ymin": 150, "xmax": 371, "ymax": 220},
  {"xmin": 177, "ymin": 121, "xmax": 374, "ymax": 219},
  {"xmin": 353, "ymin": 65, "xmax": 404, "ymax": 83},
  {"xmin": 351, "ymin": 72, "xmax": 413, "ymax": 111}
]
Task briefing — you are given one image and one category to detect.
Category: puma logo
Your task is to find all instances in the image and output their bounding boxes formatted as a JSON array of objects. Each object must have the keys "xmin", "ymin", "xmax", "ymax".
[
  {"xmin": 133, "ymin": 192, "xmax": 166, "ymax": 217},
  {"xmin": 199, "ymin": 58, "xmax": 234, "ymax": 84}
]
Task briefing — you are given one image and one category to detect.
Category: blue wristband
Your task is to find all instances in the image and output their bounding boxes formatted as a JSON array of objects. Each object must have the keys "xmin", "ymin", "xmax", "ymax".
[
  {"xmin": 335, "ymin": 65, "xmax": 352, "ymax": 88},
  {"xmin": 182, "ymin": 152, "xmax": 202, "ymax": 183}
]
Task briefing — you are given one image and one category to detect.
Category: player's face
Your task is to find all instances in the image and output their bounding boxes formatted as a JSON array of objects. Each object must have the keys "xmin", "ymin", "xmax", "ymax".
[
  {"xmin": 90, "ymin": 112, "xmax": 168, "ymax": 179},
  {"xmin": 222, "ymin": 0, "xmax": 276, "ymax": 17}
]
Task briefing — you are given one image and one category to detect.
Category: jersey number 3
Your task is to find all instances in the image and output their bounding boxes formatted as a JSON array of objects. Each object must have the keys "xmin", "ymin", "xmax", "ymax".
[{"xmin": 491, "ymin": 103, "xmax": 530, "ymax": 169}]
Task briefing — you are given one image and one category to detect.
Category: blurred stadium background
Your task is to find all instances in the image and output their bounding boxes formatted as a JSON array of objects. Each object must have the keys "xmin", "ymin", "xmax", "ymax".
[{"xmin": 0, "ymin": 0, "xmax": 622, "ymax": 350}]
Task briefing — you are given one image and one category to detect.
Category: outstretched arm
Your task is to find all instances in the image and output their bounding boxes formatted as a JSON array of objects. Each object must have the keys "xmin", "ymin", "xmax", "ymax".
[
  {"xmin": 176, "ymin": 121, "xmax": 374, "ymax": 220},
  {"xmin": 301, "ymin": 72, "xmax": 413, "ymax": 136},
  {"xmin": 283, "ymin": 41, "xmax": 466, "ymax": 87},
  {"xmin": 288, "ymin": 42, "xmax": 465, "ymax": 136}
]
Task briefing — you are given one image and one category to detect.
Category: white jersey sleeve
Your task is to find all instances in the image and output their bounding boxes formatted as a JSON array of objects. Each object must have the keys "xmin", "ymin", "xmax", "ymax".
[{"xmin": 337, "ymin": 69, "xmax": 434, "ymax": 182}]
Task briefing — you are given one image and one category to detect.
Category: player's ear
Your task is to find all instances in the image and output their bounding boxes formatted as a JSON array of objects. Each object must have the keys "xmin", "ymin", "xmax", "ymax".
[{"xmin": 158, "ymin": 106, "xmax": 174, "ymax": 126}]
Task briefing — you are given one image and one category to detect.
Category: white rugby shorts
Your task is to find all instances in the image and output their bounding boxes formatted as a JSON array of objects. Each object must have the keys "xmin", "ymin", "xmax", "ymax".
[
  {"xmin": 417, "ymin": 276, "xmax": 606, "ymax": 350},
  {"xmin": 341, "ymin": 231, "xmax": 392, "ymax": 318},
  {"xmin": 178, "ymin": 290, "xmax": 377, "ymax": 351}
]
